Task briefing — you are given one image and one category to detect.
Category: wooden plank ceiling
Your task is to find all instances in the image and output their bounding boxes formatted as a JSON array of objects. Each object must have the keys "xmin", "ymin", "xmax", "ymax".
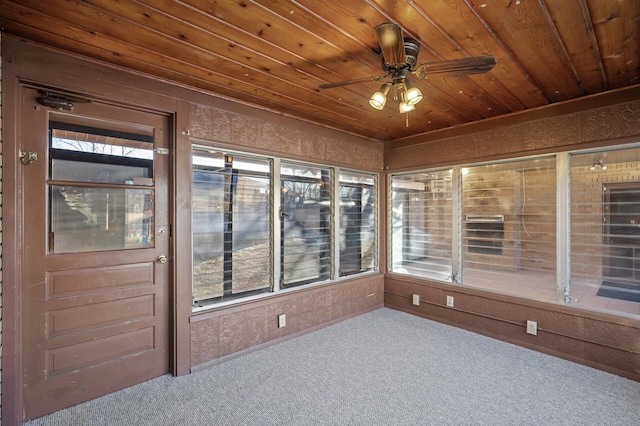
[{"xmin": 1, "ymin": 0, "xmax": 638, "ymax": 141}]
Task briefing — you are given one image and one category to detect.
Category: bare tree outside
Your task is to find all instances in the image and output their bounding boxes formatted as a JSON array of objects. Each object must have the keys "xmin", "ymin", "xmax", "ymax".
[{"xmin": 52, "ymin": 136, "xmax": 153, "ymax": 159}]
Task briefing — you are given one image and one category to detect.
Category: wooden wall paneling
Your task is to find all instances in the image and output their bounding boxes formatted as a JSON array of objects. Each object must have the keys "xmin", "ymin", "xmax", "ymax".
[
  {"xmin": 518, "ymin": 114, "xmax": 582, "ymax": 152},
  {"xmin": 384, "ymin": 276, "xmax": 640, "ymax": 381},
  {"xmin": 385, "ymin": 85, "xmax": 640, "ymax": 172},
  {"xmin": 383, "ymin": 88, "xmax": 640, "ymax": 381},
  {"xmin": 2, "ymin": 37, "xmax": 384, "ymax": 424},
  {"xmin": 1, "ymin": 35, "xmax": 23, "ymax": 426},
  {"xmin": 583, "ymin": 342, "xmax": 640, "ymax": 377},
  {"xmin": 581, "ymin": 101, "xmax": 640, "ymax": 142},
  {"xmin": 190, "ymin": 276, "xmax": 384, "ymax": 370},
  {"xmin": 188, "ymin": 103, "xmax": 384, "ymax": 170}
]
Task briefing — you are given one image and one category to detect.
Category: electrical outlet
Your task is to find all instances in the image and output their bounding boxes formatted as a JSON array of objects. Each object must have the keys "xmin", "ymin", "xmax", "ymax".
[
  {"xmin": 412, "ymin": 294, "xmax": 420, "ymax": 306},
  {"xmin": 446, "ymin": 295, "xmax": 454, "ymax": 308},
  {"xmin": 278, "ymin": 314, "xmax": 286, "ymax": 328},
  {"xmin": 526, "ymin": 320, "xmax": 537, "ymax": 335}
]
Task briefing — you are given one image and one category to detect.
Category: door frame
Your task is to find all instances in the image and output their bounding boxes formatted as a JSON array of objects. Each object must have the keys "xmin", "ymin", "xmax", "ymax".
[{"xmin": 1, "ymin": 39, "xmax": 193, "ymax": 424}]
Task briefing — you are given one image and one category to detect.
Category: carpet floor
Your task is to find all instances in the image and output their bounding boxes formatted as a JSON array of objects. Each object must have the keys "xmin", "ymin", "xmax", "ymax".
[{"xmin": 25, "ymin": 308, "xmax": 640, "ymax": 426}]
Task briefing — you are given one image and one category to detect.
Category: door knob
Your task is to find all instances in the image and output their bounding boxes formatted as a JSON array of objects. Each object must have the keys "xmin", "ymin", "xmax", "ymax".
[{"xmin": 156, "ymin": 255, "xmax": 168, "ymax": 264}]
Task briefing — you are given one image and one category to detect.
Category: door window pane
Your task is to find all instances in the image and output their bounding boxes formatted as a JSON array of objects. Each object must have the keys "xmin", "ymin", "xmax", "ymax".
[
  {"xmin": 48, "ymin": 122, "xmax": 156, "ymax": 254},
  {"xmin": 50, "ymin": 122, "xmax": 154, "ymax": 184},
  {"xmin": 50, "ymin": 186, "xmax": 154, "ymax": 253},
  {"xmin": 51, "ymin": 159, "xmax": 151, "ymax": 185}
]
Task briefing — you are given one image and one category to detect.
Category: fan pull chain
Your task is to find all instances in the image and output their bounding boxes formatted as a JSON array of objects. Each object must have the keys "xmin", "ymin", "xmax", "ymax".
[{"xmin": 405, "ymin": 112, "xmax": 409, "ymax": 127}]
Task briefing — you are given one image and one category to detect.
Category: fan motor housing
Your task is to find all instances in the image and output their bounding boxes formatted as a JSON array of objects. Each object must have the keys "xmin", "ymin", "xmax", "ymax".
[{"xmin": 381, "ymin": 38, "xmax": 420, "ymax": 72}]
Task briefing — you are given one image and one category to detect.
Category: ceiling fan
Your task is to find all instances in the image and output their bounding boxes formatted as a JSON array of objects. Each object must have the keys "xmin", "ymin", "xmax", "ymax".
[{"xmin": 318, "ymin": 23, "xmax": 496, "ymax": 113}]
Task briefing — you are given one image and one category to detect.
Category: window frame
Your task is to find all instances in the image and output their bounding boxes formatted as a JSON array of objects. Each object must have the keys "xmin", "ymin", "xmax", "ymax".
[
  {"xmin": 460, "ymin": 156, "xmax": 558, "ymax": 293},
  {"xmin": 568, "ymin": 145, "xmax": 640, "ymax": 312},
  {"xmin": 190, "ymin": 145, "xmax": 379, "ymax": 310},
  {"xmin": 191, "ymin": 146, "xmax": 273, "ymax": 306},
  {"xmin": 338, "ymin": 169, "xmax": 378, "ymax": 277},
  {"xmin": 387, "ymin": 144, "xmax": 640, "ymax": 319},
  {"xmin": 279, "ymin": 161, "xmax": 334, "ymax": 289},
  {"xmin": 388, "ymin": 168, "xmax": 455, "ymax": 283}
]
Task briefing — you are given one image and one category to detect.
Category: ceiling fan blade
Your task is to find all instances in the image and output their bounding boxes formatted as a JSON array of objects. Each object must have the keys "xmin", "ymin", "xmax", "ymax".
[
  {"xmin": 412, "ymin": 55, "xmax": 496, "ymax": 79},
  {"xmin": 376, "ymin": 23, "xmax": 405, "ymax": 67},
  {"xmin": 318, "ymin": 75, "xmax": 387, "ymax": 89}
]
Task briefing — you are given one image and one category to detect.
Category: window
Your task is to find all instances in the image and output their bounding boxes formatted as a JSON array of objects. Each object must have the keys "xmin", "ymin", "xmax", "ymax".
[
  {"xmin": 570, "ymin": 147, "xmax": 640, "ymax": 312},
  {"xmin": 390, "ymin": 147, "xmax": 639, "ymax": 318},
  {"xmin": 49, "ymin": 122, "xmax": 155, "ymax": 253},
  {"xmin": 390, "ymin": 170, "xmax": 453, "ymax": 281},
  {"xmin": 339, "ymin": 171, "xmax": 377, "ymax": 276},
  {"xmin": 280, "ymin": 162, "xmax": 332, "ymax": 288},
  {"xmin": 461, "ymin": 158, "xmax": 557, "ymax": 301},
  {"xmin": 192, "ymin": 148, "xmax": 272, "ymax": 304},
  {"xmin": 191, "ymin": 148, "xmax": 378, "ymax": 308}
]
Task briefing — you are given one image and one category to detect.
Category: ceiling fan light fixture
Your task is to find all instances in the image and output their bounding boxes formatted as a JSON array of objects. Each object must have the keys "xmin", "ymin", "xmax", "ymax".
[
  {"xmin": 369, "ymin": 92, "xmax": 386, "ymax": 110},
  {"xmin": 319, "ymin": 23, "xmax": 496, "ymax": 121},
  {"xmin": 369, "ymin": 83, "xmax": 390, "ymax": 110},
  {"xmin": 404, "ymin": 80, "xmax": 423, "ymax": 106},
  {"xmin": 399, "ymin": 102, "xmax": 415, "ymax": 113}
]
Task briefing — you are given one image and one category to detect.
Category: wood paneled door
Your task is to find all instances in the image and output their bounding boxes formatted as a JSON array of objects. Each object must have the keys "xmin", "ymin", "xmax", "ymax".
[{"xmin": 19, "ymin": 87, "xmax": 171, "ymax": 421}]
